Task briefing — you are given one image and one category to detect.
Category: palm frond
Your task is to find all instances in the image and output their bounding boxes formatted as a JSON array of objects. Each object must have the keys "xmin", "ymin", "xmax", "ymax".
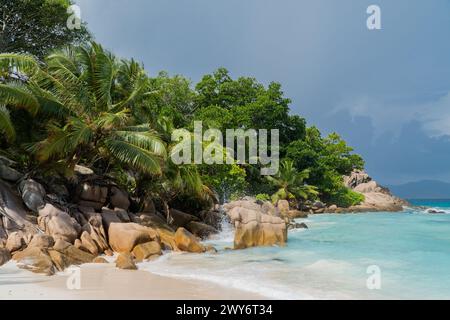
[
  {"xmin": 0, "ymin": 82, "xmax": 40, "ymax": 115},
  {"xmin": 104, "ymin": 138, "xmax": 163, "ymax": 175},
  {"xmin": 0, "ymin": 53, "xmax": 39, "ymax": 75},
  {"xmin": 114, "ymin": 130, "xmax": 166, "ymax": 157},
  {"xmin": 0, "ymin": 105, "xmax": 15, "ymax": 142}
]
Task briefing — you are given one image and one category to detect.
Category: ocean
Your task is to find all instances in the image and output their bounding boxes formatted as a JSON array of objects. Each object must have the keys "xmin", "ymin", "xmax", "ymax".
[{"xmin": 139, "ymin": 200, "xmax": 450, "ymax": 299}]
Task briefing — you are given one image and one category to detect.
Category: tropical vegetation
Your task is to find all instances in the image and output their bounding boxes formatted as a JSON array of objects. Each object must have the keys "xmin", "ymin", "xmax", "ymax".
[{"xmin": 0, "ymin": 4, "xmax": 365, "ymax": 212}]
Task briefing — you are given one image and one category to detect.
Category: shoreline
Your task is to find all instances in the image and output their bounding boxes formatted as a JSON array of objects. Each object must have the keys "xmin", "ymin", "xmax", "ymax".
[{"xmin": 0, "ymin": 261, "xmax": 266, "ymax": 300}]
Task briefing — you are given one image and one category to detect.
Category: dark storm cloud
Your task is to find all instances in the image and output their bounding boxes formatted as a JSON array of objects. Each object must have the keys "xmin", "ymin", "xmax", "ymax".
[{"xmin": 75, "ymin": 0, "xmax": 450, "ymax": 184}]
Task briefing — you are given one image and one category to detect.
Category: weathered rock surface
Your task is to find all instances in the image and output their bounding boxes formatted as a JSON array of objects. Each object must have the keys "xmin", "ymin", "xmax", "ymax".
[
  {"xmin": 93, "ymin": 256, "xmax": 108, "ymax": 263},
  {"xmin": 110, "ymin": 186, "xmax": 130, "ymax": 210},
  {"xmin": 49, "ymin": 244, "xmax": 94, "ymax": 271},
  {"xmin": 108, "ymin": 222, "xmax": 159, "ymax": 253},
  {"xmin": 38, "ymin": 204, "xmax": 79, "ymax": 243},
  {"xmin": 0, "ymin": 163, "xmax": 21, "ymax": 182},
  {"xmin": 6, "ymin": 231, "xmax": 24, "ymax": 252},
  {"xmin": 227, "ymin": 206, "xmax": 287, "ymax": 249},
  {"xmin": 132, "ymin": 241, "xmax": 162, "ymax": 261},
  {"xmin": 0, "ymin": 180, "xmax": 29, "ymax": 230},
  {"xmin": 174, "ymin": 227, "xmax": 205, "ymax": 253},
  {"xmin": 186, "ymin": 221, "xmax": 218, "ymax": 239},
  {"xmin": 77, "ymin": 183, "xmax": 107, "ymax": 210},
  {"xmin": 169, "ymin": 209, "xmax": 200, "ymax": 229},
  {"xmin": 13, "ymin": 247, "xmax": 55, "ymax": 275},
  {"xmin": 344, "ymin": 170, "xmax": 408, "ymax": 212},
  {"xmin": 19, "ymin": 179, "xmax": 46, "ymax": 213},
  {"xmin": 0, "ymin": 248, "xmax": 11, "ymax": 266},
  {"xmin": 28, "ymin": 234, "xmax": 54, "ymax": 249},
  {"xmin": 115, "ymin": 252, "xmax": 137, "ymax": 270}
]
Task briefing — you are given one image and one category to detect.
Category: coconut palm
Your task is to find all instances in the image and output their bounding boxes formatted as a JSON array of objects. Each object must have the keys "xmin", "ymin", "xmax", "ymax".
[
  {"xmin": 268, "ymin": 159, "xmax": 318, "ymax": 203},
  {"xmin": 0, "ymin": 43, "xmax": 166, "ymax": 175}
]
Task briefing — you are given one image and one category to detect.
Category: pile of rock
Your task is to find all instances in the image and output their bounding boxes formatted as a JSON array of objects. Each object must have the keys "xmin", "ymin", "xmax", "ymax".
[
  {"xmin": 0, "ymin": 160, "xmax": 217, "ymax": 275},
  {"xmin": 340, "ymin": 170, "xmax": 408, "ymax": 212}
]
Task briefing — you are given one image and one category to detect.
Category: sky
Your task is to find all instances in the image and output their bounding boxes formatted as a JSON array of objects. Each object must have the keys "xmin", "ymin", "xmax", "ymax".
[{"xmin": 75, "ymin": 0, "xmax": 450, "ymax": 185}]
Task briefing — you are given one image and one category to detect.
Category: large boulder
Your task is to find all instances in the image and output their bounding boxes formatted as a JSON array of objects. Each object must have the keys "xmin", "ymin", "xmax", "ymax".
[
  {"xmin": 115, "ymin": 253, "xmax": 137, "ymax": 270},
  {"xmin": 174, "ymin": 227, "xmax": 205, "ymax": 253},
  {"xmin": 100, "ymin": 207, "xmax": 122, "ymax": 231},
  {"xmin": 0, "ymin": 248, "xmax": 11, "ymax": 266},
  {"xmin": 19, "ymin": 179, "xmax": 46, "ymax": 213},
  {"xmin": 5, "ymin": 231, "xmax": 24, "ymax": 252},
  {"xmin": 276, "ymin": 200, "xmax": 290, "ymax": 216},
  {"xmin": 223, "ymin": 200, "xmax": 262, "ymax": 213},
  {"xmin": 48, "ymin": 243, "xmax": 95, "ymax": 271},
  {"xmin": 108, "ymin": 222, "xmax": 159, "ymax": 253},
  {"xmin": 186, "ymin": 221, "xmax": 218, "ymax": 239},
  {"xmin": 28, "ymin": 234, "xmax": 54, "ymax": 249},
  {"xmin": 0, "ymin": 163, "xmax": 21, "ymax": 182},
  {"xmin": 132, "ymin": 241, "xmax": 162, "ymax": 261},
  {"xmin": 228, "ymin": 207, "xmax": 287, "ymax": 249},
  {"xmin": 79, "ymin": 231, "xmax": 99, "ymax": 256},
  {"xmin": 169, "ymin": 209, "xmax": 199, "ymax": 229},
  {"xmin": 110, "ymin": 186, "xmax": 130, "ymax": 210},
  {"xmin": 13, "ymin": 247, "xmax": 55, "ymax": 275},
  {"xmin": 0, "ymin": 180, "xmax": 29, "ymax": 231},
  {"xmin": 38, "ymin": 203, "xmax": 79, "ymax": 243},
  {"xmin": 344, "ymin": 170, "xmax": 408, "ymax": 212},
  {"xmin": 77, "ymin": 183, "xmax": 108, "ymax": 209}
]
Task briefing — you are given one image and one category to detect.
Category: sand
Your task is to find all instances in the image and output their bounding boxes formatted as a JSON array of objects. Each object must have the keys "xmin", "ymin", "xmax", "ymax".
[{"xmin": 0, "ymin": 261, "xmax": 265, "ymax": 300}]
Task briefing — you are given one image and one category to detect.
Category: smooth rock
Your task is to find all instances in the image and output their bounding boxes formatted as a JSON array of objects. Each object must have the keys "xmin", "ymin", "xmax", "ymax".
[
  {"xmin": 169, "ymin": 209, "xmax": 199, "ymax": 229},
  {"xmin": 174, "ymin": 227, "xmax": 205, "ymax": 253},
  {"xmin": 276, "ymin": 200, "xmax": 290, "ymax": 216},
  {"xmin": 115, "ymin": 253, "xmax": 137, "ymax": 270},
  {"xmin": 186, "ymin": 221, "xmax": 218, "ymax": 239},
  {"xmin": 13, "ymin": 247, "xmax": 55, "ymax": 275},
  {"xmin": 19, "ymin": 179, "xmax": 46, "ymax": 212},
  {"xmin": 108, "ymin": 222, "xmax": 159, "ymax": 253},
  {"xmin": 229, "ymin": 207, "xmax": 287, "ymax": 249},
  {"xmin": 132, "ymin": 241, "xmax": 162, "ymax": 261},
  {"xmin": 38, "ymin": 204, "xmax": 79, "ymax": 243},
  {"xmin": 0, "ymin": 163, "xmax": 21, "ymax": 182},
  {"xmin": 93, "ymin": 256, "xmax": 108, "ymax": 264},
  {"xmin": 110, "ymin": 186, "xmax": 130, "ymax": 210},
  {"xmin": 6, "ymin": 231, "xmax": 24, "ymax": 252},
  {"xmin": 0, "ymin": 248, "xmax": 11, "ymax": 266},
  {"xmin": 28, "ymin": 234, "xmax": 54, "ymax": 249}
]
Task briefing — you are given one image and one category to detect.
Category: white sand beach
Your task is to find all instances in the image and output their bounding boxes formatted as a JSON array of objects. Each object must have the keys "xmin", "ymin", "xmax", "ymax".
[{"xmin": 0, "ymin": 261, "xmax": 264, "ymax": 300}]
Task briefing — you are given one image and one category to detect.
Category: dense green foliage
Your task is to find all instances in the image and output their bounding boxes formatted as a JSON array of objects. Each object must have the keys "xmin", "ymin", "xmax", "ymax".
[
  {"xmin": 0, "ymin": 0, "xmax": 90, "ymax": 58},
  {"xmin": 0, "ymin": 4, "xmax": 366, "ymax": 209}
]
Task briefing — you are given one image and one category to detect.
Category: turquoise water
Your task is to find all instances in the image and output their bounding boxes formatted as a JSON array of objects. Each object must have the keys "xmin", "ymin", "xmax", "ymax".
[{"xmin": 141, "ymin": 202, "xmax": 450, "ymax": 299}]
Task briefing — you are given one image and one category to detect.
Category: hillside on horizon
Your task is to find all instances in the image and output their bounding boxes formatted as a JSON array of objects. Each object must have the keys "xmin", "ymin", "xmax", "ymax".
[{"xmin": 388, "ymin": 180, "xmax": 450, "ymax": 199}]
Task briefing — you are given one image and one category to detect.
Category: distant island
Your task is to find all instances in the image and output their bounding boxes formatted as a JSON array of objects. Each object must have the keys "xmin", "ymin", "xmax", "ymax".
[{"xmin": 388, "ymin": 180, "xmax": 450, "ymax": 199}]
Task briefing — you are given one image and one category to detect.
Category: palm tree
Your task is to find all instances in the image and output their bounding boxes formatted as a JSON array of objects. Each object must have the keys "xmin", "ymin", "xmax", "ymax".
[
  {"xmin": 0, "ymin": 43, "xmax": 166, "ymax": 175},
  {"xmin": 268, "ymin": 159, "xmax": 318, "ymax": 204}
]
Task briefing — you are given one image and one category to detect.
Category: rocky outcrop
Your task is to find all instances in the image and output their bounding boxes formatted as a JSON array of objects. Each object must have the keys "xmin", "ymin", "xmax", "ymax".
[
  {"xmin": 225, "ymin": 201, "xmax": 288, "ymax": 249},
  {"xmin": 342, "ymin": 170, "xmax": 408, "ymax": 212},
  {"xmin": 38, "ymin": 204, "xmax": 79, "ymax": 243},
  {"xmin": 108, "ymin": 222, "xmax": 159, "ymax": 253}
]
